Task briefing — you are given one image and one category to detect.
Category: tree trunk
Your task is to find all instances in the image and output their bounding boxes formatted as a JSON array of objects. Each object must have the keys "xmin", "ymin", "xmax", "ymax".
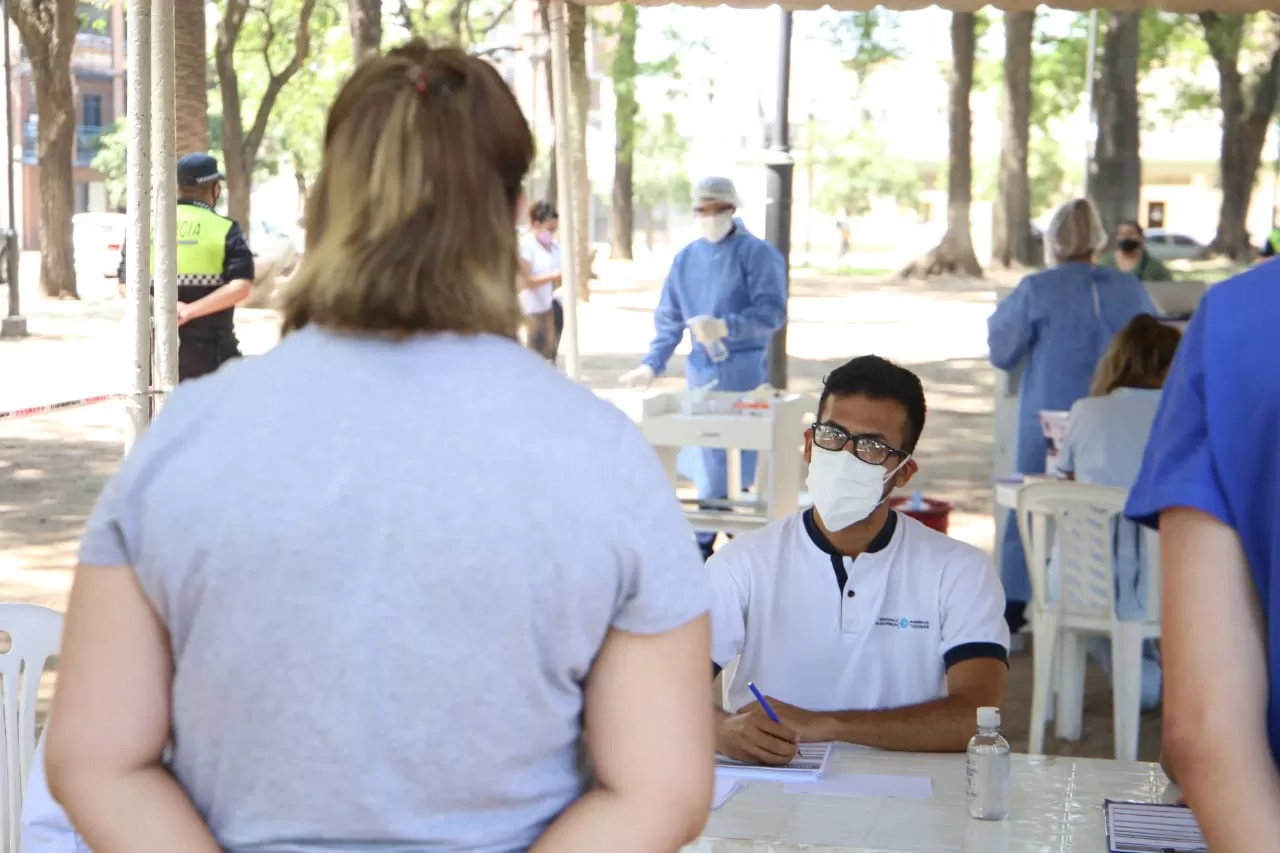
[
  {"xmin": 215, "ymin": 0, "xmax": 320, "ymax": 231},
  {"xmin": 13, "ymin": 0, "xmax": 78, "ymax": 297},
  {"xmin": 1200, "ymin": 14, "xmax": 1280, "ymax": 260},
  {"xmin": 993, "ymin": 10, "xmax": 1033, "ymax": 268},
  {"xmin": 349, "ymin": 0, "xmax": 382, "ymax": 58},
  {"xmin": 901, "ymin": 12, "xmax": 982, "ymax": 279},
  {"xmin": 609, "ymin": 2, "xmax": 637, "ymax": 260},
  {"xmin": 567, "ymin": 1, "xmax": 591, "ymax": 297},
  {"xmin": 1091, "ymin": 11, "xmax": 1141, "ymax": 247},
  {"xmin": 215, "ymin": 21, "xmax": 253, "ymax": 230},
  {"xmin": 546, "ymin": 142, "xmax": 557, "ymax": 207},
  {"xmin": 539, "ymin": 0, "xmax": 557, "ymax": 206},
  {"xmin": 174, "ymin": 0, "xmax": 209, "ymax": 154}
]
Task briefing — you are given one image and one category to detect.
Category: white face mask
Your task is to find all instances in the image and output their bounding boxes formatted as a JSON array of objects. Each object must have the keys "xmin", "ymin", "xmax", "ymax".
[
  {"xmin": 699, "ymin": 212, "xmax": 734, "ymax": 243},
  {"xmin": 806, "ymin": 446, "xmax": 909, "ymax": 532}
]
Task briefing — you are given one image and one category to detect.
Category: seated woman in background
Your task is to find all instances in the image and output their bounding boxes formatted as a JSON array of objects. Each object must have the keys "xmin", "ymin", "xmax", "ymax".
[
  {"xmin": 1057, "ymin": 313, "xmax": 1182, "ymax": 710},
  {"xmin": 1100, "ymin": 221, "xmax": 1173, "ymax": 282}
]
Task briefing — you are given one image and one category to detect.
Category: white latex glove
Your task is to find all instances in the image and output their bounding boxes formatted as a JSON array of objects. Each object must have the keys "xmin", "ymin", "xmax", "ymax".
[
  {"xmin": 688, "ymin": 315, "xmax": 729, "ymax": 346},
  {"xmin": 620, "ymin": 365, "xmax": 656, "ymax": 388}
]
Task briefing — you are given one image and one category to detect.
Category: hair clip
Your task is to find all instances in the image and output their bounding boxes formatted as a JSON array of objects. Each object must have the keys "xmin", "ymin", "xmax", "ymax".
[{"xmin": 406, "ymin": 66, "xmax": 429, "ymax": 95}]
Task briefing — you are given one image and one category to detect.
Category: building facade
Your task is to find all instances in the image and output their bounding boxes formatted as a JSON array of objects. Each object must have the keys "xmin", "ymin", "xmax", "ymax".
[{"xmin": 13, "ymin": 0, "xmax": 126, "ymax": 250}]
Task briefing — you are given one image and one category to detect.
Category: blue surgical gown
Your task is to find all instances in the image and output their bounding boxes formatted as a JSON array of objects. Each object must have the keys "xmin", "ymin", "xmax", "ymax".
[
  {"xmin": 988, "ymin": 262, "xmax": 1156, "ymax": 602},
  {"xmin": 641, "ymin": 221, "xmax": 787, "ymax": 507}
]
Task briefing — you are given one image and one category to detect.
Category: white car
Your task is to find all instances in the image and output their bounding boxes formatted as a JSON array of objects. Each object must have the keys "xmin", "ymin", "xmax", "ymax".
[
  {"xmin": 72, "ymin": 211, "xmax": 127, "ymax": 298},
  {"xmin": 1143, "ymin": 229, "xmax": 1207, "ymax": 262}
]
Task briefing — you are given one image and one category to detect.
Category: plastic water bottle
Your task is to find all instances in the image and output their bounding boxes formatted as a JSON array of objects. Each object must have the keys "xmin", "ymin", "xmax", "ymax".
[
  {"xmin": 908, "ymin": 489, "xmax": 926, "ymax": 511},
  {"xmin": 704, "ymin": 337, "xmax": 729, "ymax": 364},
  {"xmin": 966, "ymin": 706, "xmax": 1011, "ymax": 821}
]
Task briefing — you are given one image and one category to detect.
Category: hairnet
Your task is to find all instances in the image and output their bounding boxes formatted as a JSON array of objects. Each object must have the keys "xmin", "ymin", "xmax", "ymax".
[
  {"xmin": 1045, "ymin": 198, "xmax": 1107, "ymax": 265},
  {"xmin": 694, "ymin": 176, "xmax": 740, "ymax": 209}
]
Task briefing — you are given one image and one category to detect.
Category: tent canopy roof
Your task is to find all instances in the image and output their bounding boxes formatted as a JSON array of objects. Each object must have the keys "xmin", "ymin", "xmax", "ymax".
[{"xmin": 574, "ymin": 1, "xmax": 1278, "ymax": 11}]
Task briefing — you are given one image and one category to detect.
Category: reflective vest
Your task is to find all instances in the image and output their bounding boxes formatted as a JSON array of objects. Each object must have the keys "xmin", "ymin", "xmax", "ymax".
[
  {"xmin": 150, "ymin": 202, "xmax": 232, "ymax": 287},
  {"xmin": 1269, "ymin": 227, "xmax": 1280, "ymax": 254}
]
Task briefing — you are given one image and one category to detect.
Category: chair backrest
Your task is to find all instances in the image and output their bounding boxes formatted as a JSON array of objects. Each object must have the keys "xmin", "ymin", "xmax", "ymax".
[
  {"xmin": 0, "ymin": 604, "xmax": 62, "ymax": 853},
  {"xmin": 1016, "ymin": 482, "xmax": 1130, "ymax": 619}
]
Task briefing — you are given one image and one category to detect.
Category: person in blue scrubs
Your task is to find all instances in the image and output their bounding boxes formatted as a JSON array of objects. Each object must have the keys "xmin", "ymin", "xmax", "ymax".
[
  {"xmin": 988, "ymin": 198, "xmax": 1156, "ymax": 632},
  {"xmin": 621, "ymin": 177, "xmax": 787, "ymax": 559},
  {"xmin": 1125, "ymin": 265, "xmax": 1280, "ymax": 849}
]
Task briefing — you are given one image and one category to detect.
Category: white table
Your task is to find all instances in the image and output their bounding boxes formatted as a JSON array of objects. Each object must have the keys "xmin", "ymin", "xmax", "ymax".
[
  {"xmin": 688, "ymin": 745, "xmax": 1176, "ymax": 853},
  {"xmin": 603, "ymin": 390, "xmax": 812, "ymax": 536}
]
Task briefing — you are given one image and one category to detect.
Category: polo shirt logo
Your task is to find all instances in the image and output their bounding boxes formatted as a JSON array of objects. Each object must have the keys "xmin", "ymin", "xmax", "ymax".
[{"xmin": 875, "ymin": 617, "xmax": 931, "ymax": 630}]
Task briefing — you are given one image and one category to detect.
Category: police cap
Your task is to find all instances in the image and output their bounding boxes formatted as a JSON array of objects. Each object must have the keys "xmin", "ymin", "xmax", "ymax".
[{"xmin": 177, "ymin": 153, "xmax": 224, "ymax": 188}]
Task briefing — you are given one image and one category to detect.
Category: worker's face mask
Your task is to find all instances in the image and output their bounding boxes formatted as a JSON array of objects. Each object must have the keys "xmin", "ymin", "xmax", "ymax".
[
  {"xmin": 699, "ymin": 212, "xmax": 734, "ymax": 244},
  {"xmin": 807, "ymin": 446, "xmax": 909, "ymax": 531},
  {"xmin": 1116, "ymin": 238, "xmax": 1142, "ymax": 253}
]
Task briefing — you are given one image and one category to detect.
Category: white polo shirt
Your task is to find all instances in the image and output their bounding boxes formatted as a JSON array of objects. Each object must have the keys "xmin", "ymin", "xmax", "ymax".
[
  {"xmin": 518, "ymin": 233, "xmax": 560, "ymax": 316},
  {"xmin": 710, "ymin": 510, "xmax": 1010, "ymax": 714}
]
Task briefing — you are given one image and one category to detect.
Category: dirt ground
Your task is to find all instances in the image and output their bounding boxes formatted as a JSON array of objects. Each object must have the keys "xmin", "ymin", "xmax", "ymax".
[{"xmin": 0, "ymin": 257, "xmax": 1161, "ymax": 760}]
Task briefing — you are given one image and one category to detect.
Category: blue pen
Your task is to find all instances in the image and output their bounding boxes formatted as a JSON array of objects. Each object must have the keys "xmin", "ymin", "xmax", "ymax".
[{"xmin": 747, "ymin": 681, "xmax": 781, "ymax": 723}]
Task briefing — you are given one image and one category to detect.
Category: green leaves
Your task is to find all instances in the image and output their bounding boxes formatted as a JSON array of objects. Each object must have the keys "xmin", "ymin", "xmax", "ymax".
[
  {"xmin": 828, "ymin": 10, "xmax": 902, "ymax": 82},
  {"xmin": 809, "ymin": 122, "xmax": 919, "ymax": 218},
  {"xmin": 633, "ymin": 112, "xmax": 690, "ymax": 212}
]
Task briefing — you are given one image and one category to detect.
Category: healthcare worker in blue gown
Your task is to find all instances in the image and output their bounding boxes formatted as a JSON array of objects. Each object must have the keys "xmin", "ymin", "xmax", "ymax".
[
  {"xmin": 621, "ymin": 176, "xmax": 787, "ymax": 560},
  {"xmin": 988, "ymin": 197, "xmax": 1156, "ymax": 633}
]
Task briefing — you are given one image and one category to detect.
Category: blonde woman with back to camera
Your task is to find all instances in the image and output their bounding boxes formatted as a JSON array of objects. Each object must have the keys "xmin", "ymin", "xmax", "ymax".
[{"xmin": 45, "ymin": 41, "xmax": 714, "ymax": 853}]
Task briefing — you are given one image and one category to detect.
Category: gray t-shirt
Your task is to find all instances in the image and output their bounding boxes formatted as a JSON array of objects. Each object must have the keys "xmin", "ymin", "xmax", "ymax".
[{"xmin": 79, "ymin": 326, "xmax": 710, "ymax": 853}]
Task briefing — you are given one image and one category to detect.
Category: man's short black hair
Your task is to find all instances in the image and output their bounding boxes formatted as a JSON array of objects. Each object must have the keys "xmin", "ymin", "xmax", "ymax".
[{"xmin": 817, "ymin": 355, "xmax": 928, "ymax": 453}]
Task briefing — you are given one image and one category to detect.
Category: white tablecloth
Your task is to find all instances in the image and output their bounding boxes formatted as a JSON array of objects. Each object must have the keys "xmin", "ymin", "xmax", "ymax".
[{"xmin": 687, "ymin": 745, "xmax": 1175, "ymax": 853}]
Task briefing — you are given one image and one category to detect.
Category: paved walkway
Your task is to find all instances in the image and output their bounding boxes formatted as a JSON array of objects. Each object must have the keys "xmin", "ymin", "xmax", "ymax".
[{"xmin": 0, "ymin": 259, "xmax": 1160, "ymax": 759}]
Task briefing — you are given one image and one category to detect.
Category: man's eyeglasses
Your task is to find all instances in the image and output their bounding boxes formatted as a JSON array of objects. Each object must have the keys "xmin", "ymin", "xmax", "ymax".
[{"xmin": 811, "ymin": 422, "xmax": 907, "ymax": 466}]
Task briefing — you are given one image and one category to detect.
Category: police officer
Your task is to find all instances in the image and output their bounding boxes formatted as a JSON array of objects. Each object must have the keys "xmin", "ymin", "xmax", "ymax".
[{"xmin": 118, "ymin": 153, "xmax": 256, "ymax": 381}]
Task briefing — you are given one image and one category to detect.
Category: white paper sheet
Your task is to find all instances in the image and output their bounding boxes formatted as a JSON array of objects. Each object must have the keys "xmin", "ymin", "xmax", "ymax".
[
  {"xmin": 715, "ymin": 742, "xmax": 834, "ymax": 781},
  {"xmin": 712, "ymin": 777, "xmax": 742, "ymax": 810},
  {"xmin": 782, "ymin": 773, "xmax": 934, "ymax": 800},
  {"xmin": 1105, "ymin": 800, "xmax": 1206, "ymax": 853}
]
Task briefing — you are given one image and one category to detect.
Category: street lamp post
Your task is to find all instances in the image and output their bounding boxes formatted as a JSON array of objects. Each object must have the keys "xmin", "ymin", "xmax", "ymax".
[
  {"xmin": 764, "ymin": 7, "xmax": 793, "ymax": 390},
  {"xmin": 1, "ymin": 0, "xmax": 25, "ymax": 339}
]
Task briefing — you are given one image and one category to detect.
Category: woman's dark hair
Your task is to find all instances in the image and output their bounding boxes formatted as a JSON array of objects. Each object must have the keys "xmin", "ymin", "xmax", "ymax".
[
  {"xmin": 280, "ymin": 40, "xmax": 534, "ymax": 337},
  {"xmin": 529, "ymin": 200, "xmax": 558, "ymax": 224},
  {"xmin": 817, "ymin": 355, "xmax": 928, "ymax": 453},
  {"xmin": 1118, "ymin": 220, "xmax": 1145, "ymax": 237},
  {"xmin": 1090, "ymin": 314, "xmax": 1182, "ymax": 396}
]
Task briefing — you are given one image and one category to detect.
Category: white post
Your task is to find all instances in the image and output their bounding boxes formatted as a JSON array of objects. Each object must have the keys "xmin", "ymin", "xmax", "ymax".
[
  {"xmin": 548, "ymin": 0, "xmax": 580, "ymax": 381},
  {"xmin": 123, "ymin": 0, "xmax": 152, "ymax": 453},
  {"xmin": 1082, "ymin": 8, "xmax": 1099, "ymax": 198},
  {"xmin": 150, "ymin": 0, "xmax": 178, "ymax": 401}
]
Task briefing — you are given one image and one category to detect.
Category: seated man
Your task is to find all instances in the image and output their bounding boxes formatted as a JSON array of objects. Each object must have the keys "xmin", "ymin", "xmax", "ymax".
[{"xmin": 711, "ymin": 356, "xmax": 1010, "ymax": 764}]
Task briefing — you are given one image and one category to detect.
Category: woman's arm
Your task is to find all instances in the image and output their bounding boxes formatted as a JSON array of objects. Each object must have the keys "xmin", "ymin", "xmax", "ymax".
[
  {"xmin": 45, "ymin": 567, "xmax": 221, "ymax": 853},
  {"xmin": 1160, "ymin": 508, "xmax": 1280, "ymax": 851},
  {"xmin": 530, "ymin": 617, "xmax": 715, "ymax": 853}
]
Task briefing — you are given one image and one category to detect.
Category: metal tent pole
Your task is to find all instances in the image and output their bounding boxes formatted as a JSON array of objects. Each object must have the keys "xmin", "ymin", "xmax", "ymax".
[
  {"xmin": 549, "ymin": 0, "xmax": 579, "ymax": 381},
  {"xmin": 123, "ymin": 0, "xmax": 152, "ymax": 452},
  {"xmin": 0, "ymin": 0, "xmax": 24, "ymax": 339},
  {"xmin": 1082, "ymin": 9, "xmax": 1099, "ymax": 198},
  {"xmin": 151, "ymin": 0, "xmax": 178, "ymax": 401},
  {"xmin": 764, "ymin": 7, "xmax": 793, "ymax": 390}
]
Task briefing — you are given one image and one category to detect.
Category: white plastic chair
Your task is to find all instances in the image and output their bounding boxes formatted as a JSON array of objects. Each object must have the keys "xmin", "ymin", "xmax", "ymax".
[
  {"xmin": 0, "ymin": 604, "xmax": 63, "ymax": 853},
  {"xmin": 1017, "ymin": 482, "xmax": 1161, "ymax": 762}
]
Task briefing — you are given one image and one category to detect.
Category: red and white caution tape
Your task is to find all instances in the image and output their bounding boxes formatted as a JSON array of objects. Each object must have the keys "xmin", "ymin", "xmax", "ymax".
[{"xmin": 0, "ymin": 390, "xmax": 164, "ymax": 422}]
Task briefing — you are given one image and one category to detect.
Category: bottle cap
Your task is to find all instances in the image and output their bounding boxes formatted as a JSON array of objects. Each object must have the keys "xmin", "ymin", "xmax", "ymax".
[{"xmin": 977, "ymin": 706, "xmax": 1000, "ymax": 728}]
